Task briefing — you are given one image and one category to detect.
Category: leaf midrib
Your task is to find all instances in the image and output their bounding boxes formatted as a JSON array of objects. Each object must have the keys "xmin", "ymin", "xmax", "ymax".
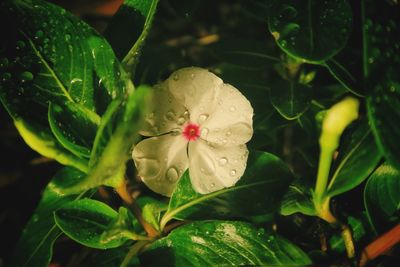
[
  {"xmin": 327, "ymin": 129, "xmax": 371, "ymax": 192},
  {"xmin": 161, "ymin": 180, "xmax": 273, "ymax": 228}
]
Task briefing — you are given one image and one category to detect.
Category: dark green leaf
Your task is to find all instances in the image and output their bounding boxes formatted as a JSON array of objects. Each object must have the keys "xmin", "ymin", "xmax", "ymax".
[
  {"xmin": 325, "ymin": 58, "xmax": 363, "ymax": 96},
  {"xmin": 9, "ymin": 167, "xmax": 89, "ymax": 267},
  {"xmin": 280, "ymin": 179, "xmax": 316, "ymax": 216},
  {"xmin": 363, "ymin": 2, "xmax": 400, "ymax": 169},
  {"xmin": 326, "ymin": 122, "xmax": 381, "ymax": 197},
  {"xmin": 268, "ymin": 0, "xmax": 352, "ymax": 62},
  {"xmin": 140, "ymin": 221, "xmax": 312, "ymax": 266},
  {"xmin": 362, "ymin": 0, "xmax": 400, "ymax": 78},
  {"xmin": 100, "ymin": 207, "xmax": 143, "ymax": 245},
  {"xmin": 209, "ymin": 40, "xmax": 280, "ymax": 69},
  {"xmin": 54, "ymin": 198, "xmax": 129, "ymax": 249},
  {"xmin": 0, "ymin": 0, "xmax": 124, "ymax": 168},
  {"xmin": 105, "ymin": 0, "xmax": 159, "ymax": 62},
  {"xmin": 270, "ymin": 79, "xmax": 312, "ymax": 120},
  {"xmin": 48, "ymin": 102, "xmax": 100, "ymax": 158},
  {"xmin": 364, "ymin": 163, "xmax": 400, "ymax": 233},
  {"xmin": 161, "ymin": 151, "xmax": 294, "ymax": 227},
  {"xmin": 367, "ymin": 69, "xmax": 400, "ymax": 169}
]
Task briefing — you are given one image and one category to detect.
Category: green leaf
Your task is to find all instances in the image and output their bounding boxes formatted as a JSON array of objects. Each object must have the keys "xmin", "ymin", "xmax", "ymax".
[
  {"xmin": 140, "ymin": 221, "xmax": 312, "ymax": 266},
  {"xmin": 110, "ymin": 0, "xmax": 159, "ymax": 77},
  {"xmin": 137, "ymin": 196, "xmax": 168, "ymax": 232},
  {"xmin": 48, "ymin": 102, "xmax": 100, "ymax": 158},
  {"xmin": 100, "ymin": 207, "xmax": 144, "ymax": 245},
  {"xmin": 363, "ymin": 2, "xmax": 400, "ymax": 169},
  {"xmin": 81, "ymin": 246, "xmax": 139, "ymax": 267},
  {"xmin": 54, "ymin": 199, "xmax": 129, "ymax": 249},
  {"xmin": 0, "ymin": 0, "xmax": 124, "ymax": 167},
  {"xmin": 161, "ymin": 151, "xmax": 294, "ymax": 228},
  {"xmin": 364, "ymin": 163, "xmax": 400, "ymax": 234},
  {"xmin": 105, "ymin": 0, "xmax": 159, "ymax": 62},
  {"xmin": 9, "ymin": 167, "xmax": 90, "ymax": 267},
  {"xmin": 326, "ymin": 122, "xmax": 381, "ymax": 198},
  {"xmin": 367, "ymin": 69, "xmax": 400, "ymax": 169},
  {"xmin": 324, "ymin": 58, "xmax": 363, "ymax": 97},
  {"xmin": 209, "ymin": 40, "xmax": 280, "ymax": 69},
  {"xmin": 13, "ymin": 119, "xmax": 88, "ymax": 172},
  {"xmin": 62, "ymin": 85, "xmax": 152, "ymax": 193},
  {"xmin": 270, "ymin": 79, "xmax": 312, "ymax": 120},
  {"xmin": 280, "ymin": 179, "xmax": 316, "ymax": 216},
  {"xmin": 268, "ymin": 0, "xmax": 352, "ymax": 62}
]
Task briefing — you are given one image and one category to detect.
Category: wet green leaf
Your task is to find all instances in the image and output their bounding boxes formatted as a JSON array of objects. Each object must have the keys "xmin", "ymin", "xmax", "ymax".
[
  {"xmin": 326, "ymin": 122, "xmax": 381, "ymax": 197},
  {"xmin": 55, "ymin": 199, "xmax": 129, "ymax": 249},
  {"xmin": 140, "ymin": 221, "xmax": 312, "ymax": 266},
  {"xmin": 161, "ymin": 151, "xmax": 293, "ymax": 227},
  {"xmin": 0, "ymin": 0, "xmax": 125, "ymax": 168},
  {"xmin": 364, "ymin": 163, "xmax": 400, "ymax": 233},
  {"xmin": 270, "ymin": 79, "xmax": 312, "ymax": 120},
  {"xmin": 268, "ymin": 0, "xmax": 352, "ymax": 62},
  {"xmin": 61, "ymin": 85, "xmax": 151, "ymax": 193},
  {"xmin": 9, "ymin": 167, "xmax": 90, "ymax": 267},
  {"xmin": 280, "ymin": 179, "xmax": 316, "ymax": 216}
]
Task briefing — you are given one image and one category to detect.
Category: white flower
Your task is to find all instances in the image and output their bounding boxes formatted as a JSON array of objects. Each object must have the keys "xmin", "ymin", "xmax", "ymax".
[{"xmin": 132, "ymin": 67, "xmax": 253, "ymax": 196}]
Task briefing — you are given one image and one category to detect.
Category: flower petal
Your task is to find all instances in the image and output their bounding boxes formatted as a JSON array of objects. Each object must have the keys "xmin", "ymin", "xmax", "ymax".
[
  {"xmin": 200, "ymin": 83, "xmax": 253, "ymax": 146},
  {"xmin": 188, "ymin": 139, "xmax": 249, "ymax": 194},
  {"xmin": 166, "ymin": 67, "xmax": 223, "ymax": 124},
  {"xmin": 140, "ymin": 83, "xmax": 189, "ymax": 136},
  {"xmin": 132, "ymin": 134, "xmax": 189, "ymax": 196}
]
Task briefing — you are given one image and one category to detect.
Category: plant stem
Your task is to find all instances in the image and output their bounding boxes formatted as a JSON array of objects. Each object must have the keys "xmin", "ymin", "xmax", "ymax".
[
  {"xmin": 314, "ymin": 148, "xmax": 334, "ymax": 205},
  {"xmin": 359, "ymin": 223, "xmax": 400, "ymax": 267},
  {"xmin": 122, "ymin": 0, "xmax": 159, "ymax": 78},
  {"xmin": 120, "ymin": 240, "xmax": 150, "ymax": 267},
  {"xmin": 341, "ymin": 224, "xmax": 355, "ymax": 259},
  {"xmin": 116, "ymin": 180, "xmax": 159, "ymax": 238}
]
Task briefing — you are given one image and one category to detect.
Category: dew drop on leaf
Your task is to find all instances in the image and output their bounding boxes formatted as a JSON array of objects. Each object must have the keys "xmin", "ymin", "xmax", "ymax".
[{"xmin": 20, "ymin": 71, "xmax": 33, "ymax": 82}]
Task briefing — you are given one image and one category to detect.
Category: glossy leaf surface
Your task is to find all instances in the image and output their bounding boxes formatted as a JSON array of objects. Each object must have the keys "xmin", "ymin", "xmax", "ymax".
[
  {"xmin": 162, "ymin": 151, "xmax": 293, "ymax": 226},
  {"xmin": 141, "ymin": 221, "xmax": 311, "ymax": 266},
  {"xmin": 9, "ymin": 167, "xmax": 88, "ymax": 267},
  {"xmin": 54, "ymin": 198, "xmax": 129, "ymax": 249},
  {"xmin": 268, "ymin": 0, "xmax": 352, "ymax": 62},
  {"xmin": 326, "ymin": 122, "xmax": 381, "ymax": 197},
  {"xmin": 364, "ymin": 163, "xmax": 400, "ymax": 233}
]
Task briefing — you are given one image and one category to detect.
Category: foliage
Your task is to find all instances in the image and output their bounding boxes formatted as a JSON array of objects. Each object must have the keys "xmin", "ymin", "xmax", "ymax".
[{"xmin": 0, "ymin": 0, "xmax": 399, "ymax": 266}]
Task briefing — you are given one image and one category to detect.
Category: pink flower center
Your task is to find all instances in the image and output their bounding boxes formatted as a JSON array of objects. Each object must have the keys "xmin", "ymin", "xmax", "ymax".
[{"xmin": 182, "ymin": 123, "xmax": 200, "ymax": 141}]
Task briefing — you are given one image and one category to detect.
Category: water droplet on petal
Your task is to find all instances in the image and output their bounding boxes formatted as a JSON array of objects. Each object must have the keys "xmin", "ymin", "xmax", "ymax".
[
  {"xmin": 198, "ymin": 113, "xmax": 209, "ymax": 123},
  {"xmin": 229, "ymin": 106, "xmax": 236, "ymax": 112},
  {"xmin": 230, "ymin": 169, "xmax": 237, "ymax": 176},
  {"xmin": 173, "ymin": 73, "xmax": 179, "ymax": 81},
  {"xmin": 201, "ymin": 127, "xmax": 209, "ymax": 137},
  {"xmin": 210, "ymin": 183, "xmax": 215, "ymax": 187},
  {"xmin": 166, "ymin": 167, "xmax": 179, "ymax": 183},
  {"xmin": 190, "ymin": 73, "xmax": 195, "ymax": 79},
  {"xmin": 226, "ymin": 131, "xmax": 232, "ymax": 137},
  {"xmin": 177, "ymin": 117, "xmax": 185, "ymax": 125},
  {"xmin": 165, "ymin": 110, "xmax": 175, "ymax": 121},
  {"xmin": 219, "ymin": 157, "xmax": 228, "ymax": 166}
]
